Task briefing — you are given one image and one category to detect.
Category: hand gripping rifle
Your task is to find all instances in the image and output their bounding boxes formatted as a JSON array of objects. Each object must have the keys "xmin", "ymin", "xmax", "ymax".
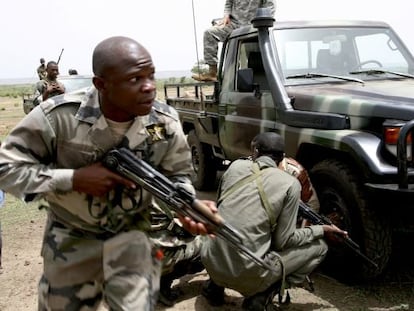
[
  {"xmin": 102, "ymin": 147, "xmax": 275, "ymax": 271},
  {"xmin": 298, "ymin": 201, "xmax": 378, "ymax": 269}
]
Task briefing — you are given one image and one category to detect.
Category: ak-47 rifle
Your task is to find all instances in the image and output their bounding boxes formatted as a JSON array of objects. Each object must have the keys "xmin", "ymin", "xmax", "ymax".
[
  {"xmin": 102, "ymin": 147, "xmax": 275, "ymax": 272},
  {"xmin": 298, "ymin": 201, "xmax": 379, "ymax": 269}
]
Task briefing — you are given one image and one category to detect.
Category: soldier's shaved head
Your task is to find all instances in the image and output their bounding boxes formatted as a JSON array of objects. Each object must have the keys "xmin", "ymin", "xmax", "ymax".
[
  {"xmin": 92, "ymin": 36, "xmax": 150, "ymax": 77},
  {"xmin": 91, "ymin": 35, "xmax": 156, "ymax": 121}
]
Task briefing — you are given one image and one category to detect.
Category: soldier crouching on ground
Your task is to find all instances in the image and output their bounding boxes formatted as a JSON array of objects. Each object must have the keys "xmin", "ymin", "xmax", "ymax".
[
  {"xmin": 201, "ymin": 132, "xmax": 347, "ymax": 310},
  {"xmin": 0, "ymin": 36, "xmax": 215, "ymax": 311}
]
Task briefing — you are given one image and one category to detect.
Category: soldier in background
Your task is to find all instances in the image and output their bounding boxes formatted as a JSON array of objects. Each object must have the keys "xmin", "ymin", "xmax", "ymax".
[
  {"xmin": 68, "ymin": 68, "xmax": 78, "ymax": 75},
  {"xmin": 192, "ymin": 0, "xmax": 275, "ymax": 82},
  {"xmin": 35, "ymin": 61, "xmax": 65, "ymax": 101},
  {"xmin": 37, "ymin": 58, "xmax": 47, "ymax": 80}
]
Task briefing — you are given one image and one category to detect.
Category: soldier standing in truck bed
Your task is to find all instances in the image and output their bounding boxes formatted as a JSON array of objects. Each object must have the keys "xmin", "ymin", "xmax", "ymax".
[{"xmin": 37, "ymin": 58, "xmax": 47, "ymax": 80}]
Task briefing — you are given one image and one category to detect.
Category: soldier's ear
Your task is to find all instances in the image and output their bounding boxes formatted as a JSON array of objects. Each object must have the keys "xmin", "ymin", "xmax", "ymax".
[{"xmin": 93, "ymin": 76, "xmax": 106, "ymax": 91}]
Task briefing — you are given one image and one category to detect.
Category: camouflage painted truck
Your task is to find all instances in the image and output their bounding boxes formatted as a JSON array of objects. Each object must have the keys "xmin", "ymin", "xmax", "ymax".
[{"xmin": 164, "ymin": 9, "xmax": 414, "ymax": 282}]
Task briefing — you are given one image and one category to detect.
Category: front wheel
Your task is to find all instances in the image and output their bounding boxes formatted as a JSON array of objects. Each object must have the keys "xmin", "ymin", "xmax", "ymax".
[
  {"xmin": 187, "ymin": 130, "xmax": 217, "ymax": 190},
  {"xmin": 310, "ymin": 159, "xmax": 391, "ymax": 283}
]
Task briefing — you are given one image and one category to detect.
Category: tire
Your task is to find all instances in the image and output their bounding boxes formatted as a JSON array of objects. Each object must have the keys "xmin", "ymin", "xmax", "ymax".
[
  {"xmin": 187, "ymin": 130, "xmax": 217, "ymax": 190},
  {"xmin": 310, "ymin": 159, "xmax": 392, "ymax": 283}
]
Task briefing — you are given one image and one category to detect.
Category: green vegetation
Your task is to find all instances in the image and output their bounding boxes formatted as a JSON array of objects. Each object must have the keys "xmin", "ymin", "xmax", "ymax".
[
  {"xmin": 0, "ymin": 194, "xmax": 44, "ymax": 228},
  {"xmin": 0, "ymin": 84, "xmax": 35, "ymax": 98},
  {"xmin": 0, "ymin": 78, "xmax": 192, "ymax": 101}
]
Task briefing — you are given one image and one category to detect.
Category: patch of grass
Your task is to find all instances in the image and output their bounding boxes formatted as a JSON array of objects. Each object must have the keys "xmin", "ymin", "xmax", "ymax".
[
  {"xmin": 0, "ymin": 194, "xmax": 45, "ymax": 229},
  {"xmin": 0, "ymin": 84, "xmax": 35, "ymax": 98},
  {"xmin": 0, "ymin": 96, "xmax": 25, "ymax": 140}
]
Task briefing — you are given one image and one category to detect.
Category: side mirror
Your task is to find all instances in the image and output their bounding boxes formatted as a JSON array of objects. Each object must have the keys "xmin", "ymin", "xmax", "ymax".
[{"xmin": 237, "ymin": 68, "xmax": 254, "ymax": 92}]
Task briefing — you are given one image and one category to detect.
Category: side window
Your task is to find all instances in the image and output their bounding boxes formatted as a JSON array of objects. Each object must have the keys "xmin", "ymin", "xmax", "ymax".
[
  {"xmin": 237, "ymin": 40, "xmax": 269, "ymax": 89},
  {"xmin": 238, "ymin": 41, "xmax": 259, "ymax": 70}
]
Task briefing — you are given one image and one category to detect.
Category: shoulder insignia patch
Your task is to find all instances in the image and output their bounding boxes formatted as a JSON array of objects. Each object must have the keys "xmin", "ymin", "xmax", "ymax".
[{"xmin": 152, "ymin": 100, "xmax": 179, "ymax": 121}]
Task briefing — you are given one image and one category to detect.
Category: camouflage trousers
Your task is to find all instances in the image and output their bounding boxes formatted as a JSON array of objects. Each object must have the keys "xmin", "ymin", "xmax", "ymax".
[
  {"xmin": 149, "ymin": 230, "xmax": 203, "ymax": 275},
  {"xmin": 203, "ymin": 22, "xmax": 238, "ymax": 65},
  {"xmin": 38, "ymin": 220, "xmax": 162, "ymax": 311}
]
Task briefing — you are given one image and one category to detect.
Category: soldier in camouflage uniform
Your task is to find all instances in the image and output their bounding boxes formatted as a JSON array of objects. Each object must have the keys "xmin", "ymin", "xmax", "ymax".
[
  {"xmin": 0, "ymin": 36, "xmax": 214, "ymax": 311},
  {"xmin": 192, "ymin": 0, "xmax": 275, "ymax": 82}
]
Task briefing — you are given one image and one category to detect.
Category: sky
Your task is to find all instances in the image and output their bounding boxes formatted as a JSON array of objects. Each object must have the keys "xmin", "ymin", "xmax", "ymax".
[{"xmin": 1, "ymin": 0, "xmax": 414, "ymax": 80}]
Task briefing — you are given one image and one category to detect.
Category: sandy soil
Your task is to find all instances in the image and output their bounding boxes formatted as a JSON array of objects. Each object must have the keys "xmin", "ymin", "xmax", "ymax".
[
  {"xmin": 0, "ymin": 206, "xmax": 413, "ymax": 311},
  {"xmin": 0, "ymin": 97, "xmax": 412, "ymax": 310}
]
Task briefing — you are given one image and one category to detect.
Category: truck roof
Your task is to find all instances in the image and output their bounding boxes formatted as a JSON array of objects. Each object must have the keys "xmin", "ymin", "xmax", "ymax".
[{"xmin": 231, "ymin": 19, "xmax": 391, "ymax": 37}]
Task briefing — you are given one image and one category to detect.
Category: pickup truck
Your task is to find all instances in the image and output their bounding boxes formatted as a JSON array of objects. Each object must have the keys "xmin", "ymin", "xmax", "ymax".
[
  {"xmin": 164, "ymin": 9, "xmax": 414, "ymax": 282},
  {"xmin": 22, "ymin": 75, "xmax": 92, "ymax": 114}
]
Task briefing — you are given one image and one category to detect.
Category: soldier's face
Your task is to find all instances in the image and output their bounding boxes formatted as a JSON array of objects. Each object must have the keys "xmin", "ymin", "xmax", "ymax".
[
  {"xmin": 97, "ymin": 47, "xmax": 156, "ymax": 122},
  {"xmin": 46, "ymin": 64, "xmax": 59, "ymax": 79}
]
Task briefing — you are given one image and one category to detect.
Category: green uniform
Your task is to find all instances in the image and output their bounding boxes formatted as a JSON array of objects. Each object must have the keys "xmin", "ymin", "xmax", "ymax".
[
  {"xmin": 0, "ymin": 87, "xmax": 194, "ymax": 311},
  {"xmin": 37, "ymin": 64, "xmax": 47, "ymax": 80},
  {"xmin": 201, "ymin": 156, "xmax": 328, "ymax": 297}
]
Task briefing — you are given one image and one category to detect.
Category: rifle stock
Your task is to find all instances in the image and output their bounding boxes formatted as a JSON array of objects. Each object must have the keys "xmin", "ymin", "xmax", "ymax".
[
  {"xmin": 103, "ymin": 147, "xmax": 275, "ymax": 271},
  {"xmin": 298, "ymin": 201, "xmax": 378, "ymax": 269}
]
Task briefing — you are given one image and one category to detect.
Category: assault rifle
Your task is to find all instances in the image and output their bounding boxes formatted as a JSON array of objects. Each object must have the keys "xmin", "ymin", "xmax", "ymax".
[
  {"xmin": 102, "ymin": 147, "xmax": 275, "ymax": 271},
  {"xmin": 298, "ymin": 201, "xmax": 378, "ymax": 269}
]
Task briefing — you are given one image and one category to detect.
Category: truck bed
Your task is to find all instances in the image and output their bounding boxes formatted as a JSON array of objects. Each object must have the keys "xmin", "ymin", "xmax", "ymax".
[{"xmin": 164, "ymin": 82, "xmax": 219, "ymax": 115}]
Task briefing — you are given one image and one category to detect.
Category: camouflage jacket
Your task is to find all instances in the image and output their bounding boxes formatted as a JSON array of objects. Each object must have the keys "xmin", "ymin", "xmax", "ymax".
[
  {"xmin": 224, "ymin": 0, "xmax": 275, "ymax": 25},
  {"xmin": 0, "ymin": 87, "xmax": 194, "ymax": 234}
]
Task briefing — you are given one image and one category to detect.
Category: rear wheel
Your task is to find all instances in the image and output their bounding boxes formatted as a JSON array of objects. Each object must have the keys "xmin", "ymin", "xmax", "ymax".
[
  {"xmin": 310, "ymin": 159, "xmax": 391, "ymax": 283},
  {"xmin": 187, "ymin": 130, "xmax": 217, "ymax": 190}
]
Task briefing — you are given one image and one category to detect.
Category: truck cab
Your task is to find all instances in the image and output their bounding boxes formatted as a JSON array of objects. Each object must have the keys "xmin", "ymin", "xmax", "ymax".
[{"xmin": 165, "ymin": 9, "xmax": 414, "ymax": 282}]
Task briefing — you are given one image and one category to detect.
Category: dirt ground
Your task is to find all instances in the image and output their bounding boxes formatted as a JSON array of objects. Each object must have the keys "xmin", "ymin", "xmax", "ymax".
[
  {"xmin": 0, "ymin": 96, "xmax": 413, "ymax": 310},
  {"xmin": 0, "ymin": 201, "xmax": 413, "ymax": 311}
]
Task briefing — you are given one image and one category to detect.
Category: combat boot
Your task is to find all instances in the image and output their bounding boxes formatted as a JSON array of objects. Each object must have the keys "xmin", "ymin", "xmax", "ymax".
[
  {"xmin": 157, "ymin": 276, "xmax": 178, "ymax": 306},
  {"xmin": 192, "ymin": 65, "xmax": 218, "ymax": 82},
  {"xmin": 242, "ymin": 281, "xmax": 282, "ymax": 311},
  {"xmin": 201, "ymin": 279, "xmax": 225, "ymax": 306}
]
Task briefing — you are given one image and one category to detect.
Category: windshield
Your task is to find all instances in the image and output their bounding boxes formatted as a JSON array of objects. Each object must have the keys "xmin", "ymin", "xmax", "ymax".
[
  {"xmin": 272, "ymin": 25, "xmax": 414, "ymax": 85},
  {"xmin": 58, "ymin": 76, "xmax": 93, "ymax": 93}
]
